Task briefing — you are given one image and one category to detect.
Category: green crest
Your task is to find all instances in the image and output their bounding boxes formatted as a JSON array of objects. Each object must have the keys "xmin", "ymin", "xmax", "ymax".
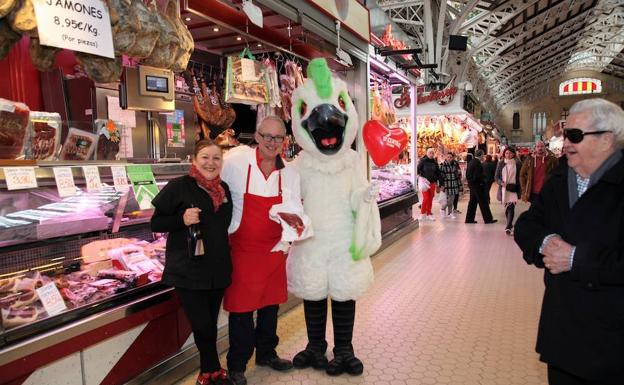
[{"xmin": 307, "ymin": 58, "xmax": 333, "ymax": 99}]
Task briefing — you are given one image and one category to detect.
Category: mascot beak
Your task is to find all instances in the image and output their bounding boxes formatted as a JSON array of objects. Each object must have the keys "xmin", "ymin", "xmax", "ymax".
[{"xmin": 301, "ymin": 104, "xmax": 348, "ymax": 155}]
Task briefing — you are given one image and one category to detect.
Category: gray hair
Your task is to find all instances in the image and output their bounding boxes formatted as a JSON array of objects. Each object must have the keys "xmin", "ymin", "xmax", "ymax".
[
  {"xmin": 569, "ymin": 98, "xmax": 624, "ymax": 147},
  {"xmin": 257, "ymin": 115, "xmax": 287, "ymax": 134}
]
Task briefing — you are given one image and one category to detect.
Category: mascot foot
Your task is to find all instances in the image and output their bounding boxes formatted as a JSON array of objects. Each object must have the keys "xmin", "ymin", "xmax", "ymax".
[
  {"xmin": 293, "ymin": 349, "xmax": 328, "ymax": 370},
  {"xmin": 326, "ymin": 355, "xmax": 363, "ymax": 376}
]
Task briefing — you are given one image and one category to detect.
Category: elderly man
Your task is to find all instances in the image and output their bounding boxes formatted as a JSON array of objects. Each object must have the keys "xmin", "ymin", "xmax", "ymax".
[
  {"xmin": 221, "ymin": 116, "xmax": 304, "ymax": 385},
  {"xmin": 514, "ymin": 98, "xmax": 624, "ymax": 385},
  {"xmin": 519, "ymin": 140, "xmax": 558, "ymax": 203}
]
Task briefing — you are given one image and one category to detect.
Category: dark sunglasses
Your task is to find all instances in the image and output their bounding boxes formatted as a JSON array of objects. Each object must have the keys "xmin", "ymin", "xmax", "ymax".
[{"xmin": 563, "ymin": 128, "xmax": 610, "ymax": 144}]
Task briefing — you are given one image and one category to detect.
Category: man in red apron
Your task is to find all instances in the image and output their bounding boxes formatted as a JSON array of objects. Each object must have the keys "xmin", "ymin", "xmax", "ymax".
[{"xmin": 221, "ymin": 116, "xmax": 304, "ymax": 385}]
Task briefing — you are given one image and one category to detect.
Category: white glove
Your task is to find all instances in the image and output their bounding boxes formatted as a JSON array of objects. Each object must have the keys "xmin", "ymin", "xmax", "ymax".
[{"xmin": 364, "ymin": 182, "xmax": 380, "ymax": 203}]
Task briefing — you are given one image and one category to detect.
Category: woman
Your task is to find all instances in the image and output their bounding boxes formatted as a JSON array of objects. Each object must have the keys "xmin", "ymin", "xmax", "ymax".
[
  {"xmin": 482, "ymin": 154, "xmax": 497, "ymax": 203},
  {"xmin": 438, "ymin": 152, "xmax": 461, "ymax": 218},
  {"xmin": 495, "ymin": 147, "xmax": 522, "ymax": 235},
  {"xmin": 417, "ymin": 147, "xmax": 441, "ymax": 221},
  {"xmin": 151, "ymin": 140, "xmax": 234, "ymax": 385}
]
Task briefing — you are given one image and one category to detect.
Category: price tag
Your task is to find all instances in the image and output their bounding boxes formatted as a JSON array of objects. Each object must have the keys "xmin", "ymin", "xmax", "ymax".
[
  {"xmin": 53, "ymin": 167, "xmax": 77, "ymax": 197},
  {"xmin": 32, "ymin": 0, "xmax": 115, "ymax": 59},
  {"xmin": 82, "ymin": 166, "xmax": 102, "ymax": 192},
  {"xmin": 242, "ymin": 0, "xmax": 263, "ymax": 28},
  {"xmin": 3, "ymin": 167, "xmax": 38, "ymax": 190},
  {"xmin": 111, "ymin": 166, "xmax": 129, "ymax": 191},
  {"xmin": 36, "ymin": 282, "xmax": 67, "ymax": 316}
]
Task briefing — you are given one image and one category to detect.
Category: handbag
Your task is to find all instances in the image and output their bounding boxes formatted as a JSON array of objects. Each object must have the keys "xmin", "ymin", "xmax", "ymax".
[
  {"xmin": 417, "ymin": 176, "xmax": 431, "ymax": 192},
  {"xmin": 225, "ymin": 48, "xmax": 269, "ymax": 105},
  {"xmin": 505, "ymin": 183, "xmax": 518, "ymax": 193}
]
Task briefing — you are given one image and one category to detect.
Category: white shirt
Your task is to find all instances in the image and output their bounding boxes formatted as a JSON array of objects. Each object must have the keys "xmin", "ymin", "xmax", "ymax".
[
  {"xmin": 221, "ymin": 146, "xmax": 303, "ymax": 234},
  {"xmin": 459, "ymin": 129, "xmax": 478, "ymax": 148}
]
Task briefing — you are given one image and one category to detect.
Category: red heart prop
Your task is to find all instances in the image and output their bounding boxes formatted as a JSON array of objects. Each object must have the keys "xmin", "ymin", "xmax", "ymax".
[{"xmin": 363, "ymin": 120, "xmax": 408, "ymax": 167}]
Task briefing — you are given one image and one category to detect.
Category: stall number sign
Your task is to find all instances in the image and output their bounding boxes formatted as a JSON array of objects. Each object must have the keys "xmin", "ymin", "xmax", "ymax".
[
  {"xmin": 82, "ymin": 166, "xmax": 102, "ymax": 192},
  {"xmin": 37, "ymin": 283, "xmax": 67, "ymax": 316},
  {"xmin": 33, "ymin": 0, "xmax": 114, "ymax": 59},
  {"xmin": 3, "ymin": 167, "xmax": 38, "ymax": 190},
  {"xmin": 111, "ymin": 166, "xmax": 130, "ymax": 191},
  {"xmin": 53, "ymin": 167, "xmax": 77, "ymax": 197}
]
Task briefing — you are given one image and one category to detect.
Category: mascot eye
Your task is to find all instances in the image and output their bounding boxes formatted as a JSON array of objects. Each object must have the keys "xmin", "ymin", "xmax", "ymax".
[
  {"xmin": 338, "ymin": 95, "xmax": 346, "ymax": 110},
  {"xmin": 300, "ymin": 101, "xmax": 307, "ymax": 116}
]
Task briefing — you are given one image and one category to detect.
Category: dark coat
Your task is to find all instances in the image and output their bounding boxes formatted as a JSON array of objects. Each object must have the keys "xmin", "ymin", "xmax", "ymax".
[
  {"xmin": 417, "ymin": 156, "xmax": 441, "ymax": 183},
  {"xmin": 465, "ymin": 158, "xmax": 484, "ymax": 186},
  {"xmin": 151, "ymin": 175, "xmax": 233, "ymax": 290},
  {"xmin": 514, "ymin": 151, "xmax": 624, "ymax": 382},
  {"xmin": 482, "ymin": 160, "xmax": 496, "ymax": 185}
]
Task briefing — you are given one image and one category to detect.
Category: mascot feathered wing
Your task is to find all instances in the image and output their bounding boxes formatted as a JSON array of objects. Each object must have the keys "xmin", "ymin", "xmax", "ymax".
[{"xmin": 287, "ymin": 58, "xmax": 381, "ymax": 376}]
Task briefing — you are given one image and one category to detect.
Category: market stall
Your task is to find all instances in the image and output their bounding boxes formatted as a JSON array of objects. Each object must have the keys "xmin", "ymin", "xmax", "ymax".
[
  {"xmin": 0, "ymin": 0, "xmax": 372, "ymax": 383},
  {"xmin": 368, "ymin": 46, "xmax": 419, "ymax": 240}
]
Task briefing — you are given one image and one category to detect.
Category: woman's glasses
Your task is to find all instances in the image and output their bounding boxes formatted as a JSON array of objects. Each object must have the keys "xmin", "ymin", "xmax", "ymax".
[{"xmin": 563, "ymin": 128, "xmax": 610, "ymax": 144}]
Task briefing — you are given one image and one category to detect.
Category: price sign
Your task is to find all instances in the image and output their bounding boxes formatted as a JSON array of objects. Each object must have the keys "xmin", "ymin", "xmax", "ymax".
[
  {"xmin": 111, "ymin": 166, "xmax": 129, "ymax": 191},
  {"xmin": 33, "ymin": 0, "xmax": 114, "ymax": 59},
  {"xmin": 82, "ymin": 166, "xmax": 102, "ymax": 192},
  {"xmin": 3, "ymin": 167, "xmax": 38, "ymax": 190},
  {"xmin": 36, "ymin": 283, "xmax": 67, "ymax": 316},
  {"xmin": 53, "ymin": 167, "xmax": 77, "ymax": 197}
]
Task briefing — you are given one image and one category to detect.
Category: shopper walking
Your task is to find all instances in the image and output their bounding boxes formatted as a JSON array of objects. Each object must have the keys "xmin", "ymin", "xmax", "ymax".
[
  {"xmin": 465, "ymin": 150, "xmax": 497, "ymax": 224},
  {"xmin": 519, "ymin": 140, "xmax": 558, "ymax": 203},
  {"xmin": 438, "ymin": 152, "xmax": 461, "ymax": 218},
  {"xmin": 151, "ymin": 140, "xmax": 234, "ymax": 385},
  {"xmin": 220, "ymin": 116, "xmax": 304, "ymax": 385},
  {"xmin": 417, "ymin": 147, "xmax": 441, "ymax": 221},
  {"xmin": 514, "ymin": 98, "xmax": 624, "ymax": 385},
  {"xmin": 495, "ymin": 147, "xmax": 522, "ymax": 235}
]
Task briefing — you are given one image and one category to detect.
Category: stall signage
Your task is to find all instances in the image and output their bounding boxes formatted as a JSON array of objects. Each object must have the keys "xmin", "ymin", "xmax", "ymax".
[
  {"xmin": 82, "ymin": 166, "xmax": 102, "ymax": 192},
  {"xmin": 37, "ymin": 283, "xmax": 67, "ymax": 316},
  {"xmin": 32, "ymin": 0, "xmax": 115, "ymax": 59},
  {"xmin": 111, "ymin": 166, "xmax": 130, "ymax": 191},
  {"xmin": 127, "ymin": 165, "xmax": 159, "ymax": 210},
  {"xmin": 3, "ymin": 167, "xmax": 38, "ymax": 190},
  {"xmin": 417, "ymin": 86, "xmax": 458, "ymax": 105},
  {"xmin": 53, "ymin": 167, "xmax": 77, "ymax": 197}
]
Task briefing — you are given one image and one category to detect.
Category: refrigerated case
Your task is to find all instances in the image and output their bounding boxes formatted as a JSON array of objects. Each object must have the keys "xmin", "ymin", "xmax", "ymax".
[{"xmin": 0, "ymin": 162, "xmax": 194, "ymax": 384}]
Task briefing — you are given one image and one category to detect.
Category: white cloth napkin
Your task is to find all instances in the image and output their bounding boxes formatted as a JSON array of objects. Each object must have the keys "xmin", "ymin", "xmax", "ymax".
[{"xmin": 269, "ymin": 200, "xmax": 313, "ymax": 252}]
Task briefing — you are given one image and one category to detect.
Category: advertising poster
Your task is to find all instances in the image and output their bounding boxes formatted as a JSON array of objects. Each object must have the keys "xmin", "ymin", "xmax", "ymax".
[{"xmin": 166, "ymin": 110, "xmax": 185, "ymax": 148}]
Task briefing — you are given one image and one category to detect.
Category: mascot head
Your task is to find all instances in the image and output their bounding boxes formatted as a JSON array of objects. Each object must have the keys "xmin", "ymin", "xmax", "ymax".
[{"xmin": 291, "ymin": 58, "xmax": 359, "ymax": 160}]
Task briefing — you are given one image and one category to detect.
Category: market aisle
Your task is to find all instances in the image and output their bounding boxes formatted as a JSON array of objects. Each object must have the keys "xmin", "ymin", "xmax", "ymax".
[{"xmin": 175, "ymin": 199, "xmax": 547, "ymax": 385}]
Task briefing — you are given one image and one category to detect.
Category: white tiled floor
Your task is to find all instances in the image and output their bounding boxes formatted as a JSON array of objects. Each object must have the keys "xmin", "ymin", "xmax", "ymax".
[{"xmin": 176, "ymin": 197, "xmax": 548, "ymax": 385}]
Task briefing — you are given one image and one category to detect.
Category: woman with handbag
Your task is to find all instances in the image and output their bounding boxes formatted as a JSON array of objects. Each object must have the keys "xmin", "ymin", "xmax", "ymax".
[
  {"xmin": 151, "ymin": 140, "xmax": 234, "ymax": 385},
  {"xmin": 417, "ymin": 148, "xmax": 441, "ymax": 221},
  {"xmin": 495, "ymin": 147, "xmax": 522, "ymax": 235}
]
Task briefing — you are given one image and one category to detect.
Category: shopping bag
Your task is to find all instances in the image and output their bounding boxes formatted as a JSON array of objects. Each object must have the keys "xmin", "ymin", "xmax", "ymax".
[
  {"xmin": 225, "ymin": 48, "xmax": 269, "ymax": 105},
  {"xmin": 436, "ymin": 191, "xmax": 447, "ymax": 207},
  {"xmin": 417, "ymin": 176, "xmax": 430, "ymax": 192}
]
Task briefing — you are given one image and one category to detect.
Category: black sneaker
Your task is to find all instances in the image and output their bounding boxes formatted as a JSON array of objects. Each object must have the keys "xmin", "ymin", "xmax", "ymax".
[
  {"xmin": 255, "ymin": 356, "xmax": 293, "ymax": 371},
  {"xmin": 228, "ymin": 371, "xmax": 247, "ymax": 385}
]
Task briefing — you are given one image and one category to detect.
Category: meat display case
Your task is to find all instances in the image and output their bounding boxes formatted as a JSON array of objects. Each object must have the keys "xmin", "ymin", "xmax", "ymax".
[
  {"xmin": 373, "ymin": 163, "xmax": 419, "ymax": 240},
  {"xmin": 0, "ymin": 162, "xmax": 194, "ymax": 385}
]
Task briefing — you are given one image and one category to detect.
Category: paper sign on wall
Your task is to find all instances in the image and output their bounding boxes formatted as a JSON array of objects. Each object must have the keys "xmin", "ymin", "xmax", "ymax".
[
  {"xmin": 166, "ymin": 109, "xmax": 186, "ymax": 148},
  {"xmin": 3, "ymin": 167, "xmax": 38, "ymax": 190},
  {"xmin": 111, "ymin": 166, "xmax": 130, "ymax": 191},
  {"xmin": 127, "ymin": 165, "xmax": 159, "ymax": 210},
  {"xmin": 82, "ymin": 166, "xmax": 102, "ymax": 192},
  {"xmin": 53, "ymin": 167, "xmax": 78, "ymax": 197},
  {"xmin": 32, "ymin": 0, "xmax": 115, "ymax": 59},
  {"xmin": 36, "ymin": 283, "xmax": 68, "ymax": 316}
]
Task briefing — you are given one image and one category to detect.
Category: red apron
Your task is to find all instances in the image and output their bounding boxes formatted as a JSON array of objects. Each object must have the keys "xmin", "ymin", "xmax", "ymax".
[{"xmin": 223, "ymin": 165, "xmax": 287, "ymax": 313}]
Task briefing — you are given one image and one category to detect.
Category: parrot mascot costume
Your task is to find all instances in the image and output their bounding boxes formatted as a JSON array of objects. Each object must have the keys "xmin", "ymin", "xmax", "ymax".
[{"xmin": 287, "ymin": 58, "xmax": 382, "ymax": 376}]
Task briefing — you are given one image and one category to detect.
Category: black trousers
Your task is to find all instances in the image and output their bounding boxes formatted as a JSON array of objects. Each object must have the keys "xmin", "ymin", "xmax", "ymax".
[
  {"xmin": 453, "ymin": 191, "xmax": 460, "ymax": 210},
  {"xmin": 505, "ymin": 202, "xmax": 516, "ymax": 230},
  {"xmin": 176, "ymin": 287, "xmax": 225, "ymax": 373},
  {"xmin": 227, "ymin": 304, "xmax": 279, "ymax": 372},
  {"xmin": 465, "ymin": 183, "xmax": 494, "ymax": 223},
  {"xmin": 548, "ymin": 365, "xmax": 620, "ymax": 385}
]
